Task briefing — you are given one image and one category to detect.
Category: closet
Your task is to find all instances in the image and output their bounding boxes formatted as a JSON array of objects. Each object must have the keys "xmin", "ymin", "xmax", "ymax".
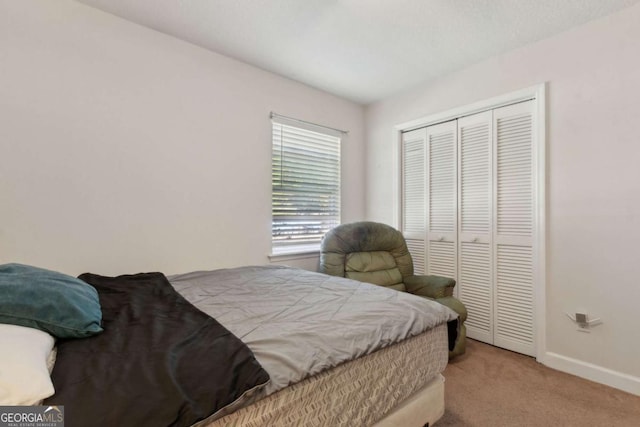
[{"xmin": 401, "ymin": 99, "xmax": 539, "ymax": 357}]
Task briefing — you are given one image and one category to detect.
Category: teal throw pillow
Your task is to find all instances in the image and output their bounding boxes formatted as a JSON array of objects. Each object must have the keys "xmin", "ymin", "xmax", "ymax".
[{"xmin": 0, "ymin": 263, "xmax": 103, "ymax": 338}]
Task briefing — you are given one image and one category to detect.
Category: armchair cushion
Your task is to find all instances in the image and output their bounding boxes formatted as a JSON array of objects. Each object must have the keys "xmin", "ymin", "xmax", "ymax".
[
  {"xmin": 404, "ymin": 275, "xmax": 455, "ymax": 299},
  {"xmin": 320, "ymin": 222, "xmax": 414, "ymax": 279},
  {"xmin": 345, "ymin": 252, "xmax": 404, "ymax": 290}
]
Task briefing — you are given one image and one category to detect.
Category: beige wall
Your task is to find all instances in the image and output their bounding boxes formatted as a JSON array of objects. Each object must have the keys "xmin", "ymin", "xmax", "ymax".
[
  {"xmin": 0, "ymin": 0, "xmax": 365, "ymax": 276},
  {"xmin": 365, "ymin": 4, "xmax": 640, "ymax": 392}
]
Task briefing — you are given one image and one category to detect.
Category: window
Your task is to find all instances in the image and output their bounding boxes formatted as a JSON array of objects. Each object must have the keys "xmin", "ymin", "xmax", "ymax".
[{"xmin": 271, "ymin": 115, "xmax": 342, "ymax": 255}]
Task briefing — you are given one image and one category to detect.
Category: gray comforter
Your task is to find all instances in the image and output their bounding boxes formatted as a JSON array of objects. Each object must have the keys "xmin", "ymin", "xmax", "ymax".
[{"xmin": 169, "ymin": 265, "xmax": 456, "ymax": 395}]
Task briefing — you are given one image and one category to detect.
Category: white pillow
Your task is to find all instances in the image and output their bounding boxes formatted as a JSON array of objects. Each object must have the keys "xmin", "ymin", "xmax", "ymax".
[{"xmin": 0, "ymin": 323, "xmax": 55, "ymax": 405}]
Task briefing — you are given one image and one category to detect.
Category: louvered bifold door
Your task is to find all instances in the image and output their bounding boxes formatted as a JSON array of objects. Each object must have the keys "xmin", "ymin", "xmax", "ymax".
[
  {"xmin": 426, "ymin": 121, "xmax": 457, "ymax": 282},
  {"xmin": 493, "ymin": 100, "xmax": 536, "ymax": 356},
  {"xmin": 401, "ymin": 128, "xmax": 427, "ymax": 274},
  {"xmin": 457, "ymin": 111, "xmax": 493, "ymax": 344}
]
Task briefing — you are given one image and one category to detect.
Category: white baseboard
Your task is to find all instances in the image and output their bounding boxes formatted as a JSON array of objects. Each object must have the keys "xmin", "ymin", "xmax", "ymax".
[{"xmin": 541, "ymin": 352, "xmax": 640, "ymax": 396}]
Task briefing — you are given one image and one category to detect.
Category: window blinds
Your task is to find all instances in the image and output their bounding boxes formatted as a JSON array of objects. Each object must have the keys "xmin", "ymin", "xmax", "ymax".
[{"xmin": 272, "ymin": 120, "xmax": 341, "ymax": 253}]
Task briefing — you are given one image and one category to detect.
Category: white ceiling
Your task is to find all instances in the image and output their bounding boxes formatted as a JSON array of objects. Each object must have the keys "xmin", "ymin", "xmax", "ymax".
[{"xmin": 77, "ymin": 0, "xmax": 639, "ymax": 105}]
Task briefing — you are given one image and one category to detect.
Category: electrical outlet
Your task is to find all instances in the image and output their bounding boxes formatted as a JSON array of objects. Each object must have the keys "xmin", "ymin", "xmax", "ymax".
[
  {"xmin": 565, "ymin": 311, "xmax": 602, "ymax": 332},
  {"xmin": 575, "ymin": 313, "xmax": 588, "ymax": 326}
]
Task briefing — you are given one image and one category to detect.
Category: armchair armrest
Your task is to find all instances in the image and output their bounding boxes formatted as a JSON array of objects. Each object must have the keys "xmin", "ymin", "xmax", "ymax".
[{"xmin": 404, "ymin": 275, "xmax": 456, "ymax": 299}]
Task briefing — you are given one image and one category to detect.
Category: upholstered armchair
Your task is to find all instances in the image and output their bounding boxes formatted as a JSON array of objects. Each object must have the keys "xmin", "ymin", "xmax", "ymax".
[{"xmin": 320, "ymin": 221, "xmax": 466, "ymax": 358}]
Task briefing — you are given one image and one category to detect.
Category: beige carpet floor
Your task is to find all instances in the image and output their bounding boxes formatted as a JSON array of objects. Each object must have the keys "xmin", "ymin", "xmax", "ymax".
[{"xmin": 438, "ymin": 339, "xmax": 640, "ymax": 426}]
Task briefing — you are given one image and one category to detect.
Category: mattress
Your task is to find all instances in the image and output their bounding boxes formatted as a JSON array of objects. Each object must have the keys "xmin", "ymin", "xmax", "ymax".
[
  {"xmin": 170, "ymin": 265, "xmax": 456, "ymax": 396},
  {"xmin": 169, "ymin": 265, "xmax": 456, "ymax": 425}
]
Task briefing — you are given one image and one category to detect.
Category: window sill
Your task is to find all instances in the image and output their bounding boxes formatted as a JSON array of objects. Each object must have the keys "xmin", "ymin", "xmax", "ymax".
[{"xmin": 268, "ymin": 247, "xmax": 320, "ymax": 262}]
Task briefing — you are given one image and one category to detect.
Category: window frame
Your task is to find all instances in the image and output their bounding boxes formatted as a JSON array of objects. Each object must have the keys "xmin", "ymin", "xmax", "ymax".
[{"xmin": 270, "ymin": 115, "xmax": 343, "ymax": 256}]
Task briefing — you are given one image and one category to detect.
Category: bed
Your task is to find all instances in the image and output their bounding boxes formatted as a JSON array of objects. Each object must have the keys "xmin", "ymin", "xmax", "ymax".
[{"xmin": 0, "ymin": 263, "xmax": 457, "ymax": 426}]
